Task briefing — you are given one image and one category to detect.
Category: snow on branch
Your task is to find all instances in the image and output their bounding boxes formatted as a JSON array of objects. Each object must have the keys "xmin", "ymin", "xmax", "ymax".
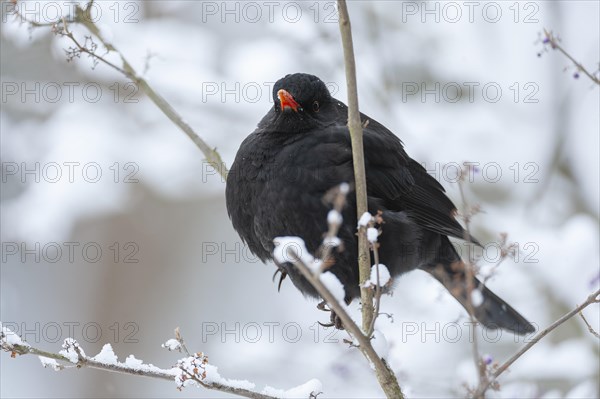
[
  {"xmin": 358, "ymin": 211, "xmax": 392, "ymax": 339},
  {"xmin": 273, "ymin": 183, "xmax": 403, "ymax": 399},
  {"xmin": 282, "ymin": 244, "xmax": 400, "ymax": 398},
  {"xmin": 0, "ymin": 323, "xmax": 322, "ymax": 399}
]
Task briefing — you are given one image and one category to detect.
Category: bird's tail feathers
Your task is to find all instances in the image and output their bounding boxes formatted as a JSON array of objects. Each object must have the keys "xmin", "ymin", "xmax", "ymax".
[{"xmin": 424, "ymin": 238, "xmax": 535, "ymax": 335}]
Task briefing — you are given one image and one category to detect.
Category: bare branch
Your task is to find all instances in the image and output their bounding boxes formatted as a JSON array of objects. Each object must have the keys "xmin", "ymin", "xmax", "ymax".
[
  {"xmin": 336, "ymin": 0, "xmax": 374, "ymax": 335},
  {"xmin": 174, "ymin": 327, "xmax": 192, "ymax": 357},
  {"xmin": 539, "ymin": 29, "xmax": 600, "ymax": 85},
  {"xmin": 579, "ymin": 310, "xmax": 600, "ymax": 339},
  {"xmin": 473, "ymin": 288, "xmax": 600, "ymax": 397},
  {"xmin": 457, "ymin": 166, "xmax": 487, "ymax": 398},
  {"xmin": 10, "ymin": 3, "xmax": 227, "ymax": 179},
  {"xmin": 481, "ymin": 234, "xmax": 516, "ymax": 286},
  {"xmin": 335, "ymin": 4, "xmax": 403, "ymax": 397}
]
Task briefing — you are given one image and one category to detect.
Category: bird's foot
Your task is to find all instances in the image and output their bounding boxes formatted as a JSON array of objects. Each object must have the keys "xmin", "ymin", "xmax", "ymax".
[
  {"xmin": 316, "ymin": 300, "xmax": 344, "ymax": 330},
  {"xmin": 272, "ymin": 268, "xmax": 288, "ymax": 292}
]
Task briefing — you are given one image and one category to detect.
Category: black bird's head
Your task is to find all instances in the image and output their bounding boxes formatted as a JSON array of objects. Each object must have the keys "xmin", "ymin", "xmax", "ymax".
[{"xmin": 260, "ymin": 73, "xmax": 338, "ymax": 133}]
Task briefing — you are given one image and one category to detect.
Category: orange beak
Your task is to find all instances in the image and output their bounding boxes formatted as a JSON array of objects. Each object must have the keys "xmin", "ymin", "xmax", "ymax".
[{"xmin": 277, "ymin": 89, "xmax": 300, "ymax": 112}]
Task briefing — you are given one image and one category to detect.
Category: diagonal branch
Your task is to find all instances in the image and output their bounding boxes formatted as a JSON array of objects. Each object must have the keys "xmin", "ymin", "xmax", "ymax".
[
  {"xmin": 287, "ymin": 248, "xmax": 403, "ymax": 399},
  {"xmin": 579, "ymin": 310, "xmax": 600, "ymax": 339},
  {"xmin": 473, "ymin": 288, "xmax": 600, "ymax": 397},
  {"xmin": 11, "ymin": 3, "xmax": 227, "ymax": 179},
  {"xmin": 541, "ymin": 29, "xmax": 600, "ymax": 85}
]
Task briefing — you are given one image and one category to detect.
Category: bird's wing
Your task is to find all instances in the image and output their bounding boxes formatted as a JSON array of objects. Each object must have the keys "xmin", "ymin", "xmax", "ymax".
[
  {"xmin": 361, "ymin": 128, "xmax": 415, "ymax": 200},
  {"xmin": 361, "ymin": 121, "xmax": 479, "ymax": 245},
  {"xmin": 400, "ymin": 160, "xmax": 478, "ymax": 243}
]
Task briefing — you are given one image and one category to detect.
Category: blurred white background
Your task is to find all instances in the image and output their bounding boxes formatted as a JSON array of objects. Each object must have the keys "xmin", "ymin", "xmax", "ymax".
[{"xmin": 1, "ymin": 1, "xmax": 599, "ymax": 397}]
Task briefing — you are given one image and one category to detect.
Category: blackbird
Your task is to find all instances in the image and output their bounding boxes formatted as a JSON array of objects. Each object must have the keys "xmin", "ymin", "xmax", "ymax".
[{"xmin": 226, "ymin": 73, "xmax": 535, "ymax": 335}]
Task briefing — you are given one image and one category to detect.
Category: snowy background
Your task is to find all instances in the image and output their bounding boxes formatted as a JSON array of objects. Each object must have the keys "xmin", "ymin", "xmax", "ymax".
[{"xmin": 1, "ymin": 0, "xmax": 599, "ymax": 397}]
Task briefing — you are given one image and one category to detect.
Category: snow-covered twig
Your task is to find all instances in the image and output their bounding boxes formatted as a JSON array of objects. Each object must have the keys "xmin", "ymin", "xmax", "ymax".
[
  {"xmin": 368, "ymin": 242, "xmax": 383, "ymax": 339},
  {"xmin": 361, "ymin": 212, "xmax": 389, "ymax": 339},
  {"xmin": 284, "ymin": 243, "xmax": 402, "ymax": 399},
  {"xmin": 8, "ymin": 1, "xmax": 227, "ymax": 178},
  {"xmin": 1, "ymin": 331, "xmax": 180, "ymax": 383},
  {"xmin": 473, "ymin": 288, "xmax": 600, "ymax": 397},
  {"xmin": 1, "ymin": 324, "xmax": 320, "ymax": 399},
  {"xmin": 317, "ymin": 183, "xmax": 350, "ymax": 272}
]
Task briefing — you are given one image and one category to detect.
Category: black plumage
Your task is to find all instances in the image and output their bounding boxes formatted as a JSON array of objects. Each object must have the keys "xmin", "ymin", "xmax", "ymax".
[{"xmin": 226, "ymin": 73, "xmax": 534, "ymax": 335}]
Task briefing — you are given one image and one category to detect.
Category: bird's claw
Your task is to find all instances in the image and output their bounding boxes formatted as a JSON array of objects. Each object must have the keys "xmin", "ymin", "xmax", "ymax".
[
  {"xmin": 316, "ymin": 301, "xmax": 344, "ymax": 330},
  {"xmin": 317, "ymin": 300, "xmax": 330, "ymax": 312},
  {"xmin": 318, "ymin": 321, "xmax": 335, "ymax": 328},
  {"xmin": 272, "ymin": 268, "xmax": 288, "ymax": 292}
]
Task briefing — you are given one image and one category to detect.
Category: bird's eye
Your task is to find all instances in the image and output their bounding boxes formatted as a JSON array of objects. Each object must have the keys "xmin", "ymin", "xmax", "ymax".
[{"xmin": 312, "ymin": 101, "xmax": 320, "ymax": 112}]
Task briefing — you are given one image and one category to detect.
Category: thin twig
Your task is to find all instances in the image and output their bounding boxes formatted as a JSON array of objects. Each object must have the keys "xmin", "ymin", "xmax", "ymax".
[
  {"xmin": 542, "ymin": 29, "xmax": 600, "ymax": 85},
  {"xmin": 579, "ymin": 310, "xmax": 600, "ymax": 339},
  {"xmin": 481, "ymin": 234, "xmax": 515, "ymax": 286},
  {"xmin": 366, "ymin": 240, "xmax": 383, "ymax": 338},
  {"xmin": 7, "ymin": 1, "xmax": 75, "ymax": 27},
  {"xmin": 317, "ymin": 184, "xmax": 350, "ymax": 271},
  {"xmin": 336, "ymin": 3, "xmax": 403, "ymax": 397},
  {"xmin": 12, "ymin": 3, "xmax": 227, "ymax": 179},
  {"xmin": 174, "ymin": 327, "xmax": 192, "ymax": 357},
  {"xmin": 365, "ymin": 213, "xmax": 385, "ymax": 339},
  {"xmin": 473, "ymin": 288, "xmax": 600, "ymax": 397},
  {"xmin": 336, "ymin": 0, "xmax": 374, "ymax": 335},
  {"xmin": 457, "ymin": 169, "xmax": 487, "ymax": 398}
]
